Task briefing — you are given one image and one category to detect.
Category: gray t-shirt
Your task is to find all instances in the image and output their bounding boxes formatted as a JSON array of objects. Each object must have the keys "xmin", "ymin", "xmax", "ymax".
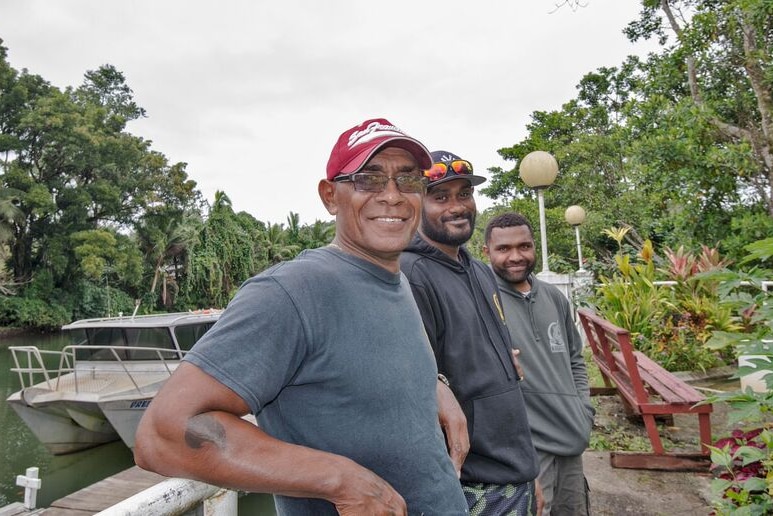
[{"xmin": 185, "ymin": 247, "xmax": 468, "ymax": 515}]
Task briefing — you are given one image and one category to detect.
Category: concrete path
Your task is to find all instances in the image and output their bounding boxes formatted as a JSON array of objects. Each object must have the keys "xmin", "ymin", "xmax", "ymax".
[{"xmin": 584, "ymin": 451, "xmax": 713, "ymax": 515}]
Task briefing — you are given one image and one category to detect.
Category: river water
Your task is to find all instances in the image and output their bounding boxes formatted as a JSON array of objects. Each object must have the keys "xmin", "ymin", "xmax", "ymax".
[{"xmin": 0, "ymin": 331, "xmax": 275, "ymax": 514}]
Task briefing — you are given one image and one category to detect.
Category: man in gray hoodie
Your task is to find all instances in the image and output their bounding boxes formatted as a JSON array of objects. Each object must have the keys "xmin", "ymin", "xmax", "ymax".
[{"xmin": 484, "ymin": 212, "xmax": 594, "ymax": 516}]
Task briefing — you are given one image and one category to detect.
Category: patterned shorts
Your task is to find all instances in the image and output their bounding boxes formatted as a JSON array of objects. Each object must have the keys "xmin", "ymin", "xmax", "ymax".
[{"xmin": 461, "ymin": 481, "xmax": 536, "ymax": 516}]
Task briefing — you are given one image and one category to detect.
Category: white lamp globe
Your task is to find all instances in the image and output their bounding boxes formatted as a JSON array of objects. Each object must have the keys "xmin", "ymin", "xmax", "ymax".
[
  {"xmin": 565, "ymin": 205, "xmax": 586, "ymax": 226},
  {"xmin": 519, "ymin": 151, "xmax": 559, "ymax": 188}
]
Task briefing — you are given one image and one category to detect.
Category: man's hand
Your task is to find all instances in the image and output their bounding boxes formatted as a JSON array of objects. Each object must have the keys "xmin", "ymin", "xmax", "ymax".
[
  {"xmin": 535, "ymin": 478, "xmax": 544, "ymax": 515},
  {"xmin": 511, "ymin": 348, "xmax": 526, "ymax": 381},
  {"xmin": 436, "ymin": 380, "xmax": 469, "ymax": 477},
  {"xmin": 333, "ymin": 460, "xmax": 407, "ymax": 515}
]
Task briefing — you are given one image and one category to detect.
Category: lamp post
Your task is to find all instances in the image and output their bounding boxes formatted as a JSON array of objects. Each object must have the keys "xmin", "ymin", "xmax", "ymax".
[
  {"xmin": 519, "ymin": 151, "xmax": 558, "ymax": 275},
  {"xmin": 564, "ymin": 205, "xmax": 586, "ymax": 272}
]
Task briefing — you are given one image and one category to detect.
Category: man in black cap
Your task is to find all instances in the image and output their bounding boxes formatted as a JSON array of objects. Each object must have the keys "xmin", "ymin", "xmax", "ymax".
[{"xmin": 401, "ymin": 150, "xmax": 541, "ymax": 515}]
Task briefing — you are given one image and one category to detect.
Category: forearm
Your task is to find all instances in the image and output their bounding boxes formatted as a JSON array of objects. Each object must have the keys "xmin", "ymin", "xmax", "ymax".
[
  {"xmin": 134, "ymin": 362, "xmax": 394, "ymax": 506},
  {"xmin": 436, "ymin": 379, "xmax": 468, "ymax": 477},
  {"xmin": 136, "ymin": 408, "xmax": 375, "ymax": 503}
]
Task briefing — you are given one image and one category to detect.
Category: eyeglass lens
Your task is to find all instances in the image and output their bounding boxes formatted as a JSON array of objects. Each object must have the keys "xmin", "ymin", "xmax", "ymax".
[
  {"xmin": 351, "ymin": 173, "xmax": 427, "ymax": 193},
  {"xmin": 423, "ymin": 160, "xmax": 473, "ymax": 181}
]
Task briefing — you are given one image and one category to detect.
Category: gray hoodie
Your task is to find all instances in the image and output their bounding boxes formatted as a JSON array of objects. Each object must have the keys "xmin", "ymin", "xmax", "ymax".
[{"xmin": 496, "ymin": 274, "xmax": 595, "ymax": 456}]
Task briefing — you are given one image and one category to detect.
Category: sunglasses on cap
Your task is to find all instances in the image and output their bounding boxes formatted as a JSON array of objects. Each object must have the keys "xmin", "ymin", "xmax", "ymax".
[
  {"xmin": 423, "ymin": 160, "xmax": 474, "ymax": 182},
  {"xmin": 333, "ymin": 172, "xmax": 429, "ymax": 193}
]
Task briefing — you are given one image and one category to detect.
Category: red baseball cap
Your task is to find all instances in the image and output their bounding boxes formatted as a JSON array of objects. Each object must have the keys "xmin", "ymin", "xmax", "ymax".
[{"xmin": 326, "ymin": 118, "xmax": 432, "ymax": 181}]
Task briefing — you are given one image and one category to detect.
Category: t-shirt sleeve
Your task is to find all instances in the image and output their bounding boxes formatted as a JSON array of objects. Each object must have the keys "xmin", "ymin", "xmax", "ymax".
[{"xmin": 184, "ymin": 275, "xmax": 308, "ymax": 415}]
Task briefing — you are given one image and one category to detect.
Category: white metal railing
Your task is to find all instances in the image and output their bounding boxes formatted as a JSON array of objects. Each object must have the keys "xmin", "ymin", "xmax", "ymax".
[
  {"xmin": 8, "ymin": 345, "xmax": 187, "ymax": 394},
  {"xmin": 8, "ymin": 466, "xmax": 238, "ymax": 515},
  {"xmin": 95, "ymin": 477, "xmax": 237, "ymax": 516},
  {"xmin": 651, "ymin": 280, "xmax": 772, "ymax": 292},
  {"xmin": 7, "ymin": 347, "xmax": 67, "ymax": 390}
]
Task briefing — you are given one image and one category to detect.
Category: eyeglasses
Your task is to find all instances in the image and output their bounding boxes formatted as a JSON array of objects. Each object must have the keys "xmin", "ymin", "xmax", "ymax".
[
  {"xmin": 423, "ymin": 160, "xmax": 474, "ymax": 182},
  {"xmin": 334, "ymin": 173, "xmax": 428, "ymax": 193}
]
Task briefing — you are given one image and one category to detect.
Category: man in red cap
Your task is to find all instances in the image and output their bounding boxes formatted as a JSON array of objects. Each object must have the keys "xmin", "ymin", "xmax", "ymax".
[{"xmin": 135, "ymin": 119, "xmax": 470, "ymax": 515}]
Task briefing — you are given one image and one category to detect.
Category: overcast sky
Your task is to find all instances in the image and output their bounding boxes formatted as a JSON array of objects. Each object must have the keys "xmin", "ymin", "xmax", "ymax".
[{"xmin": 1, "ymin": 1, "xmax": 658, "ymax": 225}]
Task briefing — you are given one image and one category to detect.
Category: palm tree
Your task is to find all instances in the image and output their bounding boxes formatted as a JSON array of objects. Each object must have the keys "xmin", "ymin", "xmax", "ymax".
[
  {"xmin": 137, "ymin": 210, "xmax": 201, "ymax": 308},
  {"xmin": 0, "ymin": 187, "xmax": 22, "ymax": 250},
  {"xmin": 300, "ymin": 220, "xmax": 335, "ymax": 249},
  {"xmin": 261, "ymin": 223, "xmax": 300, "ymax": 265},
  {"xmin": 286, "ymin": 212, "xmax": 301, "ymax": 244},
  {"xmin": 0, "ymin": 187, "xmax": 23, "ymax": 294}
]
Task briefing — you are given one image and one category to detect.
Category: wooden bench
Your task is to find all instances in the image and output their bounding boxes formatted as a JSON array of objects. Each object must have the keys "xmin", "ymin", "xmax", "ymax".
[{"xmin": 577, "ymin": 308, "xmax": 713, "ymax": 470}]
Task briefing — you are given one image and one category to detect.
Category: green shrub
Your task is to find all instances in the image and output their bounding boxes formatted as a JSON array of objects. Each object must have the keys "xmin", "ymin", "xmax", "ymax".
[
  {"xmin": 646, "ymin": 312, "xmax": 731, "ymax": 372},
  {"xmin": 593, "ymin": 230, "xmax": 736, "ymax": 371},
  {"xmin": 72, "ymin": 280, "xmax": 136, "ymax": 320},
  {"xmin": 595, "ymin": 252, "xmax": 672, "ymax": 337},
  {"xmin": 701, "ymin": 237, "xmax": 773, "ymax": 514},
  {"xmin": 0, "ymin": 295, "xmax": 70, "ymax": 331}
]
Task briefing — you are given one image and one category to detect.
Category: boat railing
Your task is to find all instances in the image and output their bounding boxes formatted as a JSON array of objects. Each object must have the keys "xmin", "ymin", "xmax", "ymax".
[
  {"xmin": 8, "ymin": 345, "xmax": 187, "ymax": 394},
  {"xmin": 62, "ymin": 309, "xmax": 223, "ymax": 329},
  {"xmin": 8, "ymin": 346, "xmax": 73, "ymax": 391},
  {"xmin": 68, "ymin": 345, "xmax": 184, "ymax": 395}
]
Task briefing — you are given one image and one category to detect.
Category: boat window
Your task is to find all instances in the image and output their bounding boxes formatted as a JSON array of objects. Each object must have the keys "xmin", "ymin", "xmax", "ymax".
[
  {"xmin": 66, "ymin": 329, "xmax": 90, "ymax": 347},
  {"xmin": 76, "ymin": 328, "xmax": 127, "ymax": 360},
  {"xmin": 175, "ymin": 323, "xmax": 215, "ymax": 351},
  {"xmin": 124, "ymin": 328, "xmax": 179, "ymax": 360}
]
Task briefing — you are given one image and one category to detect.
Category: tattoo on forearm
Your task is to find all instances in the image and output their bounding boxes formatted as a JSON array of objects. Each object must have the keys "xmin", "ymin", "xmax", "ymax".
[{"xmin": 185, "ymin": 414, "xmax": 226, "ymax": 449}]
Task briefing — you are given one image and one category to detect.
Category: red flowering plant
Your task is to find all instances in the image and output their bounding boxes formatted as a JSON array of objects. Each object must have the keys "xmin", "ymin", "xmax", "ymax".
[{"xmin": 708, "ymin": 427, "xmax": 773, "ymax": 515}]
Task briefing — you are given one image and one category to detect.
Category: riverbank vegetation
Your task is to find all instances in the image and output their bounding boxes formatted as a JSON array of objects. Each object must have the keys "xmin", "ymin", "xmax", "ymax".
[{"xmin": 0, "ymin": 43, "xmax": 335, "ymax": 329}]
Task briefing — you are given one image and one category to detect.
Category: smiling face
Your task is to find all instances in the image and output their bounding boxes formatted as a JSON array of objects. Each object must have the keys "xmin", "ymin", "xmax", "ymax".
[
  {"xmin": 483, "ymin": 225, "xmax": 536, "ymax": 291},
  {"xmin": 419, "ymin": 178, "xmax": 477, "ymax": 259},
  {"xmin": 318, "ymin": 146, "xmax": 423, "ymax": 272}
]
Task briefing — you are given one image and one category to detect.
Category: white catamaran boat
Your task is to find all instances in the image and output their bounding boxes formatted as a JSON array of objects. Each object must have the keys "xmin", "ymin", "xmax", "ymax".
[{"xmin": 7, "ymin": 310, "xmax": 222, "ymax": 455}]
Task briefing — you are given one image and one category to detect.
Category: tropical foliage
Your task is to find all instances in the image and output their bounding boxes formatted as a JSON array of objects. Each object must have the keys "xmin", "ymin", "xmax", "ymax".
[
  {"xmin": 700, "ymin": 237, "xmax": 773, "ymax": 514},
  {"xmin": 4, "ymin": 0, "xmax": 773, "ymax": 330},
  {"xmin": 589, "ymin": 227, "xmax": 739, "ymax": 372},
  {"xmin": 710, "ymin": 427, "xmax": 773, "ymax": 515}
]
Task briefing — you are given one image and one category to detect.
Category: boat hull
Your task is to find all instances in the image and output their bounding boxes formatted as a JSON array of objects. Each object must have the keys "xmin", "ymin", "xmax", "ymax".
[
  {"xmin": 7, "ymin": 392, "xmax": 119, "ymax": 454},
  {"xmin": 99, "ymin": 396, "xmax": 154, "ymax": 449}
]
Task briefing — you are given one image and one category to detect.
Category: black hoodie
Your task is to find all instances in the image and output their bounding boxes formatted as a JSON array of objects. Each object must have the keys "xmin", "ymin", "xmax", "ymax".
[{"xmin": 400, "ymin": 235, "xmax": 539, "ymax": 485}]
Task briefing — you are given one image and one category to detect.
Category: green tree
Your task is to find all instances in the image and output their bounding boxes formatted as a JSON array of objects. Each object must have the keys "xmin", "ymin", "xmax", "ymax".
[
  {"xmin": 627, "ymin": 0, "xmax": 773, "ymax": 216},
  {"xmin": 0, "ymin": 43, "xmax": 203, "ymax": 319},
  {"xmin": 0, "ymin": 186, "xmax": 21, "ymax": 249},
  {"xmin": 261, "ymin": 222, "xmax": 300, "ymax": 265},
  {"xmin": 0, "ymin": 187, "xmax": 22, "ymax": 294},
  {"xmin": 136, "ymin": 208, "xmax": 202, "ymax": 309},
  {"xmin": 181, "ymin": 191, "xmax": 262, "ymax": 308},
  {"xmin": 485, "ymin": 0, "xmax": 772, "ymax": 268},
  {"xmin": 297, "ymin": 219, "xmax": 335, "ymax": 250},
  {"xmin": 484, "ymin": 61, "xmax": 650, "ymax": 269}
]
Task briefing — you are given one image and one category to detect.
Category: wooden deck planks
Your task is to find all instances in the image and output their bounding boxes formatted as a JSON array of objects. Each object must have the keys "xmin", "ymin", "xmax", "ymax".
[{"xmin": 41, "ymin": 466, "xmax": 167, "ymax": 515}]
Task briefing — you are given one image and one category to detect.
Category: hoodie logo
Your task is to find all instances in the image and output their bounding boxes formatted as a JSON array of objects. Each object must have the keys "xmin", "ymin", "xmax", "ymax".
[
  {"xmin": 548, "ymin": 322, "xmax": 566, "ymax": 353},
  {"xmin": 492, "ymin": 293, "xmax": 506, "ymax": 323}
]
